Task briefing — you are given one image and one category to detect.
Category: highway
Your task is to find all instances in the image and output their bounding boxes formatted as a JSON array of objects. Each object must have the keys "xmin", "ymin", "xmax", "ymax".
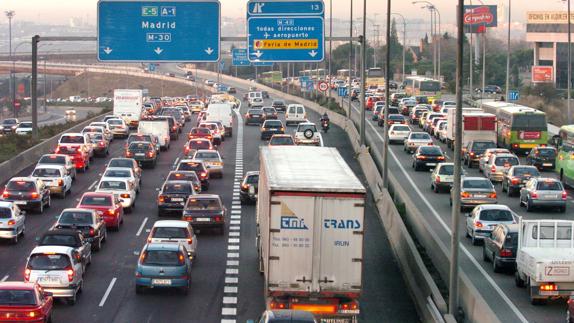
[{"xmin": 0, "ymin": 68, "xmax": 418, "ymax": 323}]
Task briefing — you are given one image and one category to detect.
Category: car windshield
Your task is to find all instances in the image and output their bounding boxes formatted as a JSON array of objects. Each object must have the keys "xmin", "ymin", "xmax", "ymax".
[
  {"xmin": 108, "ymin": 119, "xmax": 122, "ymax": 125},
  {"xmin": 298, "ymin": 124, "xmax": 317, "ymax": 132},
  {"xmin": 0, "ymin": 290, "xmax": 36, "ymax": 306},
  {"xmin": 513, "ymin": 167, "xmax": 539, "ymax": 177},
  {"xmin": 389, "ymin": 115, "xmax": 404, "ymax": 121},
  {"xmin": 109, "ymin": 160, "xmax": 133, "ymax": 168},
  {"xmin": 6, "ymin": 181, "xmax": 35, "ymax": 192},
  {"xmin": 472, "ymin": 141, "xmax": 496, "ymax": 151},
  {"xmin": 142, "ymin": 250, "xmax": 182, "ymax": 266},
  {"xmin": 410, "ymin": 133, "xmax": 430, "ymax": 140},
  {"xmin": 60, "ymin": 135, "xmax": 84, "ymax": 144},
  {"xmin": 189, "ymin": 140, "xmax": 211, "ymax": 149},
  {"xmin": 191, "ymin": 128, "xmax": 210, "ymax": 135},
  {"xmin": 32, "ymin": 168, "xmax": 61, "ymax": 177},
  {"xmin": 80, "ymin": 196, "xmax": 112, "ymax": 206},
  {"xmin": 58, "ymin": 211, "xmax": 93, "ymax": 225},
  {"xmin": 0, "ymin": 208, "xmax": 11, "ymax": 219},
  {"xmin": 438, "ymin": 165, "xmax": 454, "ymax": 175},
  {"xmin": 463, "ymin": 179, "xmax": 492, "ymax": 189},
  {"xmin": 104, "ymin": 170, "xmax": 131, "ymax": 178},
  {"xmin": 494, "ymin": 157, "xmax": 519, "ymax": 166},
  {"xmin": 480, "ymin": 209, "xmax": 514, "ymax": 221},
  {"xmin": 163, "ymin": 183, "xmax": 192, "ymax": 194},
  {"xmin": 90, "ymin": 134, "xmax": 104, "ymax": 141},
  {"xmin": 39, "ymin": 156, "xmax": 65, "ymax": 164},
  {"xmin": 177, "ymin": 162, "xmax": 203, "ymax": 171},
  {"xmin": 537, "ymin": 148, "xmax": 556, "ymax": 157},
  {"xmin": 129, "ymin": 143, "xmax": 151, "ymax": 150},
  {"xmin": 536, "ymin": 181, "xmax": 563, "ymax": 191},
  {"xmin": 2, "ymin": 119, "xmax": 17, "ymax": 125},
  {"xmin": 264, "ymin": 121, "xmax": 283, "ymax": 127},
  {"xmin": 273, "ymin": 100, "xmax": 285, "ymax": 105},
  {"xmin": 419, "ymin": 147, "xmax": 442, "ymax": 155},
  {"xmin": 28, "ymin": 253, "xmax": 71, "ymax": 270},
  {"xmin": 40, "ymin": 234, "xmax": 78, "ymax": 247},
  {"xmin": 263, "ymin": 108, "xmax": 275, "ymax": 113},
  {"xmin": 130, "ymin": 135, "xmax": 151, "ymax": 143},
  {"xmin": 270, "ymin": 137, "xmax": 294, "ymax": 145},
  {"xmin": 186, "ymin": 198, "xmax": 221, "ymax": 210},
  {"xmin": 19, "ymin": 123, "xmax": 32, "ymax": 128},
  {"xmin": 152, "ymin": 227, "xmax": 188, "ymax": 239},
  {"xmin": 99, "ymin": 181, "xmax": 127, "ymax": 190},
  {"xmin": 194, "ymin": 152, "xmax": 219, "ymax": 159}
]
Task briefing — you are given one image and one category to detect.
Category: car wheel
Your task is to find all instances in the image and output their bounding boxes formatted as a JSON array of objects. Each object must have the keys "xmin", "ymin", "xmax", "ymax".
[
  {"xmin": 515, "ymin": 271, "xmax": 525, "ymax": 287},
  {"xmin": 482, "ymin": 246, "xmax": 490, "ymax": 262},
  {"xmin": 37, "ymin": 201, "xmax": 44, "ymax": 214},
  {"xmin": 471, "ymin": 234, "xmax": 479, "ymax": 246},
  {"xmin": 492, "ymin": 256, "xmax": 502, "ymax": 273},
  {"xmin": 67, "ymin": 292, "xmax": 77, "ymax": 306},
  {"xmin": 526, "ymin": 199, "xmax": 533, "ymax": 212},
  {"xmin": 60, "ymin": 189, "xmax": 66, "ymax": 199},
  {"xmin": 11, "ymin": 233, "xmax": 18, "ymax": 244},
  {"xmin": 46, "ymin": 196, "xmax": 51, "ymax": 208},
  {"xmin": 501, "ymin": 182, "xmax": 506, "ymax": 192},
  {"xmin": 507, "ymin": 187, "xmax": 514, "ymax": 197},
  {"xmin": 93, "ymin": 237, "xmax": 102, "ymax": 251}
]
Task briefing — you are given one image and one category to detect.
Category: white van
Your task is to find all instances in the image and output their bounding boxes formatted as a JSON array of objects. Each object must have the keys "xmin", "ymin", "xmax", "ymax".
[
  {"xmin": 138, "ymin": 120, "xmax": 171, "ymax": 150},
  {"xmin": 248, "ymin": 92, "xmax": 263, "ymax": 107},
  {"xmin": 204, "ymin": 103, "xmax": 234, "ymax": 137},
  {"xmin": 285, "ymin": 104, "xmax": 307, "ymax": 126}
]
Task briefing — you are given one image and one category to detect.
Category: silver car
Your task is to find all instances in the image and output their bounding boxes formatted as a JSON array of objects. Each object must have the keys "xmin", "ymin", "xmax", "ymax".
[
  {"xmin": 0, "ymin": 201, "xmax": 25, "ymax": 244},
  {"xmin": 519, "ymin": 177, "xmax": 567, "ymax": 213},
  {"xmin": 483, "ymin": 153, "xmax": 520, "ymax": 182},
  {"xmin": 478, "ymin": 148, "xmax": 511, "ymax": 173},
  {"xmin": 403, "ymin": 132, "xmax": 433, "ymax": 153},
  {"xmin": 451, "ymin": 177, "xmax": 497, "ymax": 211},
  {"xmin": 465, "ymin": 204, "xmax": 516, "ymax": 245}
]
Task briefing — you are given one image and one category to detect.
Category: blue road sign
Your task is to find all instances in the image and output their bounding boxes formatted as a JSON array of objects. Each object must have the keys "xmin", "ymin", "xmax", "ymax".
[
  {"xmin": 247, "ymin": 0, "xmax": 325, "ymax": 62},
  {"xmin": 232, "ymin": 48, "xmax": 250, "ymax": 66},
  {"xmin": 219, "ymin": 60, "xmax": 225, "ymax": 70},
  {"xmin": 252, "ymin": 61, "xmax": 273, "ymax": 66},
  {"xmin": 338, "ymin": 86, "xmax": 348, "ymax": 97},
  {"xmin": 509, "ymin": 90, "xmax": 519, "ymax": 101},
  {"xmin": 98, "ymin": 0, "xmax": 220, "ymax": 62}
]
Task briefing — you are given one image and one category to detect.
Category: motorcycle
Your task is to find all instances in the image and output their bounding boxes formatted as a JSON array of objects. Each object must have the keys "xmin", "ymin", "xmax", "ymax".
[{"xmin": 321, "ymin": 119, "xmax": 330, "ymax": 133}]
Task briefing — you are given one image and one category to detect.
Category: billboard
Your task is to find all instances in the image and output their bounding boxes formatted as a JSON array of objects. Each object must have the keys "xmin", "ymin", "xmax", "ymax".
[
  {"xmin": 463, "ymin": 5, "xmax": 497, "ymax": 33},
  {"xmin": 531, "ymin": 66, "xmax": 554, "ymax": 83},
  {"xmin": 527, "ymin": 11, "xmax": 574, "ymax": 24}
]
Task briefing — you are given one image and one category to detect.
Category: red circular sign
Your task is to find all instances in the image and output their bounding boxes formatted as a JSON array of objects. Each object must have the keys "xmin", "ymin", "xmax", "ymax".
[{"xmin": 318, "ymin": 81, "xmax": 328, "ymax": 92}]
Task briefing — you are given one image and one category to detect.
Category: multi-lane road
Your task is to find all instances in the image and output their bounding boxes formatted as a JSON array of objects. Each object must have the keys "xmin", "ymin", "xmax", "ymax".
[{"xmin": 0, "ymin": 70, "xmax": 418, "ymax": 323}]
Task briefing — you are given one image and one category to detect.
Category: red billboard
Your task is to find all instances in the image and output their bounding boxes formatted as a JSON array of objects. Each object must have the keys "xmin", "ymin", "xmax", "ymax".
[
  {"xmin": 531, "ymin": 66, "xmax": 554, "ymax": 83},
  {"xmin": 463, "ymin": 5, "xmax": 498, "ymax": 33}
]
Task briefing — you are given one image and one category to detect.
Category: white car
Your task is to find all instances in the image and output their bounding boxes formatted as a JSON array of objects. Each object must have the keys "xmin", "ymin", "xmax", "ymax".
[
  {"xmin": 15, "ymin": 121, "xmax": 33, "ymax": 135},
  {"xmin": 192, "ymin": 149, "xmax": 224, "ymax": 178},
  {"xmin": 294, "ymin": 122, "xmax": 322, "ymax": 146},
  {"xmin": 483, "ymin": 153, "xmax": 520, "ymax": 182},
  {"xmin": 147, "ymin": 220, "xmax": 198, "ymax": 259},
  {"xmin": 285, "ymin": 104, "xmax": 307, "ymax": 126},
  {"xmin": 250, "ymin": 97, "xmax": 264, "ymax": 108},
  {"xmin": 437, "ymin": 121, "xmax": 449, "ymax": 143},
  {"xmin": 101, "ymin": 167, "xmax": 140, "ymax": 193},
  {"xmin": 25, "ymin": 246, "xmax": 84, "ymax": 304},
  {"xmin": 30, "ymin": 165, "xmax": 72, "ymax": 199},
  {"xmin": 403, "ymin": 132, "xmax": 433, "ymax": 153},
  {"xmin": 37, "ymin": 154, "xmax": 77, "ymax": 180},
  {"xmin": 465, "ymin": 204, "xmax": 516, "ymax": 245},
  {"xmin": 106, "ymin": 118, "xmax": 130, "ymax": 138},
  {"xmin": 430, "ymin": 162, "xmax": 455, "ymax": 193},
  {"xmin": 0, "ymin": 201, "xmax": 26, "ymax": 244},
  {"xmin": 59, "ymin": 133, "xmax": 94, "ymax": 159},
  {"xmin": 478, "ymin": 148, "xmax": 511, "ymax": 173},
  {"xmin": 434, "ymin": 120, "xmax": 447, "ymax": 139},
  {"xmin": 388, "ymin": 124, "xmax": 411, "ymax": 144},
  {"xmin": 96, "ymin": 178, "xmax": 137, "ymax": 213},
  {"xmin": 89, "ymin": 122, "xmax": 114, "ymax": 142}
]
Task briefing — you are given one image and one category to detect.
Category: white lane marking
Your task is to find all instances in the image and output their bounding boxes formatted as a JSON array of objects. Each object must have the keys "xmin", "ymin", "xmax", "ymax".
[
  {"xmin": 226, "ymin": 268, "xmax": 239, "ymax": 275},
  {"xmin": 221, "ymin": 319, "xmax": 237, "ymax": 323},
  {"xmin": 136, "ymin": 217, "xmax": 149, "ymax": 236},
  {"xmin": 222, "ymin": 307, "xmax": 237, "ymax": 315},
  {"xmin": 88, "ymin": 180, "xmax": 98, "ymax": 191},
  {"xmin": 227, "ymin": 260, "xmax": 239, "ymax": 266},
  {"xmin": 356, "ymin": 105, "xmax": 529, "ymax": 323},
  {"xmin": 227, "ymin": 252, "xmax": 240, "ymax": 258},
  {"xmin": 231, "ymin": 210, "xmax": 241, "ymax": 214},
  {"xmin": 223, "ymin": 296, "xmax": 238, "ymax": 304},
  {"xmin": 228, "ymin": 238, "xmax": 240, "ymax": 244},
  {"xmin": 224, "ymin": 286, "xmax": 238, "ymax": 293},
  {"xmin": 229, "ymin": 226, "xmax": 240, "ymax": 231},
  {"xmin": 230, "ymin": 215, "xmax": 241, "ymax": 220},
  {"xmin": 229, "ymin": 231, "xmax": 240, "ymax": 237},
  {"xmin": 231, "ymin": 205, "xmax": 241, "ymax": 209},
  {"xmin": 172, "ymin": 157, "xmax": 180, "ymax": 167},
  {"xmin": 98, "ymin": 277, "xmax": 117, "ymax": 307},
  {"xmin": 228, "ymin": 245, "xmax": 240, "ymax": 251},
  {"xmin": 230, "ymin": 220, "xmax": 241, "ymax": 225},
  {"xmin": 1, "ymin": 275, "xmax": 8, "ymax": 282},
  {"xmin": 225, "ymin": 277, "xmax": 239, "ymax": 284}
]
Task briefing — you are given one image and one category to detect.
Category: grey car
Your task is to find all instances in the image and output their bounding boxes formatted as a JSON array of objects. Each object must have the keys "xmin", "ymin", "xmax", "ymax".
[
  {"xmin": 451, "ymin": 177, "xmax": 497, "ymax": 211},
  {"xmin": 465, "ymin": 204, "xmax": 516, "ymax": 245},
  {"xmin": 519, "ymin": 177, "xmax": 567, "ymax": 213}
]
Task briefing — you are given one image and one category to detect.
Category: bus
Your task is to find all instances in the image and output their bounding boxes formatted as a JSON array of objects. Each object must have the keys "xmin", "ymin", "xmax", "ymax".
[
  {"xmin": 479, "ymin": 101, "xmax": 548, "ymax": 153},
  {"xmin": 366, "ymin": 67, "xmax": 385, "ymax": 88},
  {"xmin": 555, "ymin": 125, "xmax": 574, "ymax": 187},
  {"xmin": 403, "ymin": 76, "xmax": 441, "ymax": 101}
]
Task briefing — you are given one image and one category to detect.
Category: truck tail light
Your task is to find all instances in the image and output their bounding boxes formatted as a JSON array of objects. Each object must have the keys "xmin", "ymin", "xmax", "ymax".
[
  {"xmin": 562, "ymin": 191, "xmax": 568, "ymax": 200},
  {"xmin": 24, "ymin": 267, "xmax": 31, "ymax": 281},
  {"xmin": 540, "ymin": 283, "xmax": 557, "ymax": 292},
  {"xmin": 500, "ymin": 249, "xmax": 513, "ymax": 257}
]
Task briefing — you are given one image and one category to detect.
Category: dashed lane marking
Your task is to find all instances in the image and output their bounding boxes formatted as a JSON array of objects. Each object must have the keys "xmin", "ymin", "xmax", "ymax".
[{"xmin": 98, "ymin": 277, "xmax": 117, "ymax": 307}]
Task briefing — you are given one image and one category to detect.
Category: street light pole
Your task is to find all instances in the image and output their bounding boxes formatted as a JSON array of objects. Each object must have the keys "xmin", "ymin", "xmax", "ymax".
[
  {"xmin": 360, "ymin": 0, "xmax": 367, "ymax": 146},
  {"xmin": 392, "ymin": 13, "xmax": 407, "ymax": 82},
  {"xmin": 328, "ymin": 0, "xmax": 333, "ymax": 101},
  {"xmin": 5, "ymin": 10, "xmax": 15, "ymax": 117},
  {"xmin": 349, "ymin": 0, "xmax": 354, "ymax": 119},
  {"xmin": 505, "ymin": 0, "xmax": 511, "ymax": 100},
  {"xmin": 383, "ymin": 0, "xmax": 391, "ymax": 188},
  {"xmin": 568, "ymin": 0, "xmax": 572, "ymax": 124},
  {"xmin": 413, "ymin": 1, "xmax": 441, "ymax": 79}
]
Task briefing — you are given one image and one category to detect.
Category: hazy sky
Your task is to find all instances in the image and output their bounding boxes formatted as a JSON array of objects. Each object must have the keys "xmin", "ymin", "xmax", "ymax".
[{"xmin": 1, "ymin": 0, "xmax": 570, "ymax": 25}]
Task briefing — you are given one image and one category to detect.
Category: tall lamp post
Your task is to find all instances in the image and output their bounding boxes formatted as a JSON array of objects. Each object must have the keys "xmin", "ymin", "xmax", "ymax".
[
  {"xmin": 328, "ymin": 0, "xmax": 333, "ymax": 101},
  {"xmin": 505, "ymin": 0, "xmax": 511, "ymax": 100},
  {"xmin": 413, "ymin": 1, "xmax": 441, "ymax": 80},
  {"xmin": 566, "ymin": 0, "xmax": 572, "ymax": 124},
  {"xmin": 348, "ymin": 0, "xmax": 354, "ymax": 119},
  {"xmin": 392, "ymin": 13, "xmax": 407, "ymax": 82},
  {"xmin": 360, "ymin": 0, "xmax": 367, "ymax": 146},
  {"xmin": 5, "ymin": 10, "xmax": 15, "ymax": 116}
]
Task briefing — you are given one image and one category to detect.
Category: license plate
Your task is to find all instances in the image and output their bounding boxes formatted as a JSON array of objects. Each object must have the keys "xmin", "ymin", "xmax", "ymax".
[
  {"xmin": 135, "ymin": 153, "xmax": 145, "ymax": 157},
  {"xmin": 14, "ymin": 201, "xmax": 27, "ymax": 205},
  {"xmin": 474, "ymin": 194, "xmax": 486, "ymax": 198},
  {"xmin": 426, "ymin": 163, "xmax": 437, "ymax": 166},
  {"xmin": 196, "ymin": 218, "xmax": 211, "ymax": 222},
  {"xmin": 543, "ymin": 163, "xmax": 552, "ymax": 166},
  {"xmin": 171, "ymin": 198, "xmax": 184, "ymax": 202},
  {"xmin": 542, "ymin": 195, "xmax": 559, "ymax": 200},
  {"xmin": 152, "ymin": 279, "xmax": 171, "ymax": 286},
  {"xmin": 96, "ymin": 210, "xmax": 103, "ymax": 215},
  {"xmin": 38, "ymin": 276, "xmax": 60, "ymax": 283}
]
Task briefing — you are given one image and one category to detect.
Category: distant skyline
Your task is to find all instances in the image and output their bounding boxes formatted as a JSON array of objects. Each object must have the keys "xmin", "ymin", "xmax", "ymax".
[{"xmin": 1, "ymin": 0, "xmax": 571, "ymax": 25}]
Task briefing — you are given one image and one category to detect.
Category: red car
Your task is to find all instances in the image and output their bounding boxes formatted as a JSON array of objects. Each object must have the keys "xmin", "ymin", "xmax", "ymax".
[
  {"xmin": 0, "ymin": 281, "xmax": 53, "ymax": 322},
  {"xmin": 366, "ymin": 96, "xmax": 383, "ymax": 110},
  {"xmin": 54, "ymin": 145, "xmax": 90, "ymax": 172},
  {"xmin": 76, "ymin": 192, "xmax": 123, "ymax": 231},
  {"xmin": 188, "ymin": 127, "xmax": 212, "ymax": 141}
]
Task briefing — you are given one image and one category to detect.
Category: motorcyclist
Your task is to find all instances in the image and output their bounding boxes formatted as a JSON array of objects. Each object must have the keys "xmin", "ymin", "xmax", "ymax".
[{"xmin": 320, "ymin": 112, "xmax": 329, "ymax": 123}]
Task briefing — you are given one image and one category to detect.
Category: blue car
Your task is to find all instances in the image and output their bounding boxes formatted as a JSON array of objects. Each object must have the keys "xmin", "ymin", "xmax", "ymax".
[{"xmin": 135, "ymin": 243, "xmax": 192, "ymax": 295}]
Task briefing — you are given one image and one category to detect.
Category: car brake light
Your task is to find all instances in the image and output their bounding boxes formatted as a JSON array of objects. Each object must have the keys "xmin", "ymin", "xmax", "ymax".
[
  {"xmin": 99, "ymin": 141, "xmax": 105, "ymax": 147},
  {"xmin": 24, "ymin": 268, "xmax": 31, "ymax": 281},
  {"xmin": 66, "ymin": 267, "xmax": 74, "ymax": 282},
  {"xmin": 437, "ymin": 156, "xmax": 445, "ymax": 160},
  {"xmin": 461, "ymin": 191, "xmax": 471, "ymax": 198},
  {"xmin": 562, "ymin": 191, "xmax": 568, "ymax": 200},
  {"xmin": 491, "ymin": 165, "xmax": 496, "ymax": 173},
  {"xmin": 147, "ymin": 151, "xmax": 155, "ymax": 158},
  {"xmin": 200, "ymin": 172, "xmax": 207, "ymax": 178},
  {"xmin": 469, "ymin": 152, "xmax": 475, "ymax": 157},
  {"xmin": 57, "ymin": 179, "xmax": 64, "ymax": 186},
  {"xmin": 108, "ymin": 209, "xmax": 116, "ymax": 216},
  {"xmin": 428, "ymin": 142, "xmax": 433, "ymax": 145},
  {"xmin": 187, "ymin": 237, "xmax": 193, "ymax": 244},
  {"xmin": 178, "ymin": 253, "xmax": 185, "ymax": 265},
  {"xmin": 2, "ymin": 191, "xmax": 9, "ymax": 198},
  {"xmin": 540, "ymin": 283, "xmax": 557, "ymax": 291},
  {"xmin": 511, "ymin": 177, "xmax": 520, "ymax": 185},
  {"xmin": 417, "ymin": 155, "xmax": 426, "ymax": 160},
  {"xmin": 158, "ymin": 195, "xmax": 165, "ymax": 203},
  {"xmin": 475, "ymin": 221, "xmax": 483, "ymax": 228},
  {"xmin": 500, "ymin": 249, "xmax": 512, "ymax": 257},
  {"xmin": 185, "ymin": 147, "xmax": 190, "ymax": 154},
  {"xmin": 241, "ymin": 184, "xmax": 248, "ymax": 190},
  {"xmin": 120, "ymin": 193, "xmax": 130, "ymax": 198},
  {"xmin": 215, "ymin": 216, "xmax": 223, "ymax": 222},
  {"xmin": 126, "ymin": 151, "xmax": 133, "ymax": 157},
  {"xmin": 89, "ymin": 227, "xmax": 95, "ymax": 237},
  {"xmin": 7, "ymin": 219, "xmax": 16, "ymax": 225},
  {"xmin": 488, "ymin": 192, "xmax": 497, "ymax": 199},
  {"xmin": 31, "ymin": 192, "xmax": 39, "ymax": 199},
  {"xmin": 531, "ymin": 192, "xmax": 538, "ymax": 199}
]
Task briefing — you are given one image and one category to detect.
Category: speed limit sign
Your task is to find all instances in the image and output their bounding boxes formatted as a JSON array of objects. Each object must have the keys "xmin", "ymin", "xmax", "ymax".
[{"xmin": 318, "ymin": 81, "xmax": 329, "ymax": 92}]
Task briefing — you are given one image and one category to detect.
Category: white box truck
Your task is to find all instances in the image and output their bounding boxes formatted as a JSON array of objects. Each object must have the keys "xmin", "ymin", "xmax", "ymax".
[
  {"xmin": 137, "ymin": 120, "xmax": 170, "ymax": 151},
  {"xmin": 257, "ymin": 146, "xmax": 365, "ymax": 322},
  {"xmin": 515, "ymin": 219, "xmax": 574, "ymax": 305},
  {"xmin": 204, "ymin": 103, "xmax": 234, "ymax": 137},
  {"xmin": 114, "ymin": 89, "xmax": 143, "ymax": 129},
  {"xmin": 446, "ymin": 108, "xmax": 496, "ymax": 149}
]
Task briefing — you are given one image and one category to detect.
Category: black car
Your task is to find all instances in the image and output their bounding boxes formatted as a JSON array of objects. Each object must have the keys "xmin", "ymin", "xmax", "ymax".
[
  {"xmin": 125, "ymin": 141, "xmax": 157, "ymax": 168},
  {"xmin": 526, "ymin": 146, "xmax": 557, "ymax": 170},
  {"xmin": 482, "ymin": 223, "xmax": 519, "ymax": 272},
  {"xmin": 271, "ymin": 100, "xmax": 287, "ymax": 112},
  {"xmin": 0, "ymin": 118, "xmax": 19, "ymax": 134},
  {"xmin": 52, "ymin": 208, "xmax": 107, "ymax": 251},
  {"xmin": 245, "ymin": 109, "xmax": 265, "ymax": 125},
  {"xmin": 262, "ymin": 107, "xmax": 278, "ymax": 120},
  {"xmin": 501, "ymin": 166, "xmax": 540, "ymax": 197},
  {"xmin": 176, "ymin": 159, "xmax": 210, "ymax": 190},
  {"xmin": 38, "ymin": 229, "xmax": 93, "ymax": 270},
  {"xmin": 166, "ymin": 171, "xmax": 202, "ymax": 193},
  {"xmin": 260, "ymin": 120, "xmax": 285, "ymax": 140},
  {"xmin": 240, "ymin": 171, "xmax": 259, "ymax": 204},
  {"xmin": 463, "ymin": 140, "xmax": 497, "ymax": 168},
  {"xmin": 157, "ymin": 180, "xmax": 196, "ymax": 216},
  {"xmin": 0, "ymin": 178, "xmax": 51, "ymax": 213},
  {"xmin": 412, "ymin": 146, "xmax": 446, "ymax": 171},
  {"xmin": 476, "ymin": 85, "xmax": 502, "ymax": 94},
  {"xmin": 182, "ymin": 194, "xmax": 226, "ymax": 234},
  {"xmin": 379, "ymin": 113, "xmax": 406, "ymax": 127}
]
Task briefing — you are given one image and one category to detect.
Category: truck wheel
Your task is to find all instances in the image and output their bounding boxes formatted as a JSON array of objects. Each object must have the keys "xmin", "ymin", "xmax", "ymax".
[{"xmin": 515, "ymin": 271, "xmax": 525, "ymax": 287}]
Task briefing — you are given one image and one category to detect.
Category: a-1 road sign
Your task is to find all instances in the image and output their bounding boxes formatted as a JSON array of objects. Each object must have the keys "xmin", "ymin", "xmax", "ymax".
[
  {"xmin": 508, "ymin": 90, "xmax": 519, "ymax": 101},
  {"xmin": 247, "ymin": 0, "xmax": 325, "ymax": 62},
  {"xmin": 338, "ymin": 86, "xmax": 348, "ymax": 97},
  {"xmin": 98, "ymin": 0, "xmax": 220, "ymax": 62},
  {"xmin": 232, "ymin": 48, "xmax": 251, "ymax": 66}
]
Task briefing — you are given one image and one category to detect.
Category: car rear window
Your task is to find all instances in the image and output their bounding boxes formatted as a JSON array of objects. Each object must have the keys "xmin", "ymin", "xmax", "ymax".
[
  {"xmin": 248, "ymin": 109, "xmax": 263, "ymax": 114},
  {"xmin": 40, "ymin": 234, "xmax": 78, "ymax": 247},
  {"xmin": 108, "ymin": 119, "xmax": 123, "ymax": 125},
  {"xmin": 479, "ymin": 209, "xmax": 514, "ymax": 221},
  {"xmin": 104, "ymin": 170, "xmax": 131, "ymax": 178},
  {"xmin": 246, "ymin": 175, "xmax": 259, "ymax": 184},
  {"xmin": 419, "ymin": 147, "xmax": 442, "ymax": 155},
  {"xmin": 264, "ymin": 121, "xmax": 283, "ymax": 127},
  {"xmin": 537, "ymin": 148, "xmax": 556, "ymax": 157},
  {"xmin": 438, "ymin": 165, "xmax": 454, "ymax": 175},
  {"xmin": 142, "ymin": 250, "xmax": 182, "ymax": 266},
  {"xmin": 263, "ymin": 108, "xmax": 275, "ymax": 113},
  {"xmin": 164, "ymin": 183, "xmax": 192, "ymax": 194},
  {"xmin": 513, "ymin": 167, "xmax": 539, "ymax": 177},
  {"xmin": 6, "ymin": 181, "xmax": 35, "ymax": 192},
  {"xmin": 194, "ymin": 152, "xmax": 219, "ymax": 159},
  {"xmin": 57, "ymin": 146, "xmax": 81, "ymax": 155},
  {"xmin": 186, "ymin": 198, "xmax": 221, "ymax": 210},
  {"xmin": 191, "ymin": 128, "xmax": 210, "ymax": 135},
  {"xmin": 0, "ymin": 208, "xmax": 11, "ymax": 219},
  {"xmin": 129, "ymin": 142, "xmax": 151, "ymax": 150},
  {"xmin": 392, "ymin": 125, "xmax": 410, "ymax": 132},
  {"xmin": 536, "ymin": 181, "xmax": 563, "ymax": 191},
  {"xmin": 167, "ymin": 172, "xmax": 198, "ymax": 182},
  {"xmin": 463, "ymin": 179, "xmax": 492, "ymax": 189},
  {"xmin": 99, "ymin": 181, "xmax": 127, "ymax": 190},
  {"xmin": 80, "ymin": 196, "xmax": 112, "ymax": 206},
  {"xmin": 0, "ymin": 290, "xmax": 36, "ymax": 306},
  {"xmin": 494, "ymin": 156, "xmax": 519, "ymax": 166},
  {"xmin": 298, "ymin": 124, "xmax": 316, "ymax": 132},
  {"xmin": 504, "ymin": 232, "xmax": 518, "ymax": 248},
  {"xmin": 152, "ymin": 227, "xmax": 189, "ymax": 239},
  {"xmin": 410, "ymin": 133, "xmax": 430, "ymax": 140},
  {"xmin": 270, "ymin": 136, "xmax": 294, "ymax": 145},
  {"xmin": 60, "ymin": 135, "xmax": 84, "ymax": 144},
  {"xmin": 472, "ymin": 141, "xmax": 496, "ymax": 151},
  {"xmin": 389, "ymin": 115, "xmax": 404, "ymax": 120},
  {"xmin": 39, "ymin": 155, "xmax": 66, "ymax": 164},
  {"xmin": 272, "ymin": 100, "xmax": 285, "ymax": 105},
  {"xmin": 189, "ymin": 140, "xmax": 211, "ymax": 149},
  {"xmin": 32, "ymin": 168, "xmax": 61, "ymax": 177},
  {"xmin": 28, "ymin": 253, "xmax": 71, "ymax": 270},
  {"xmin": 108, "ymin": 160, "xmax": 132, "ymax": 168},
  {"xmin": 58, "ymin": 211, "xmax": 93, "ymax": 225},
  {"xmin": 177, "ymin": 161, "xmax": 203, "ymax": 172}
]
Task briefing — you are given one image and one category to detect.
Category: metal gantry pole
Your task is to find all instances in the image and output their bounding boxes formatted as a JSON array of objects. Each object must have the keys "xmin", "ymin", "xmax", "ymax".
[
  {"xmin": 436, "ymin": 9, "xmax": 441, "ymax": 80},
  {"xmin": 382, "ymin": 0, "xmax": 391, "ymax": 188},
  {"xmin": 568, "ymin": 0, "xmax": 572, "ymax": 124},
  {"xmin": 349, "ymin": 0, "xmax": 354, "ymax": 119},
  {"xmin": 360, "ymin": 0, "xmax": 367, "ymax": 146},
  {"xmin": 6, "ymin": 11, "xmax": 15, "ymax": 117},
  {"xmin": 328, "ymin": 0, "xmax": 333, "ymax": 101},
  {"xmin": 450, "ymin": 0, "xmax": 464, "ymax": 316},
  {"xmin": 505, "ymin": 0, "xmax": 511, "ymax": 100}
]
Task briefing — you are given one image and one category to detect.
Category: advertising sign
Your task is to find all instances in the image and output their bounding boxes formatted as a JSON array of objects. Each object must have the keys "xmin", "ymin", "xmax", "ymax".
[
  {"xmin": 463, "ymin": 5, "xmax": 497, "ymax": 33},
  {"xmin": 531, "ymin": 66, "xmax": 554, "ymax": 83},
  {"xmin": 527, "ymin": 11, "xmax": 574, "ymax": 24}
]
